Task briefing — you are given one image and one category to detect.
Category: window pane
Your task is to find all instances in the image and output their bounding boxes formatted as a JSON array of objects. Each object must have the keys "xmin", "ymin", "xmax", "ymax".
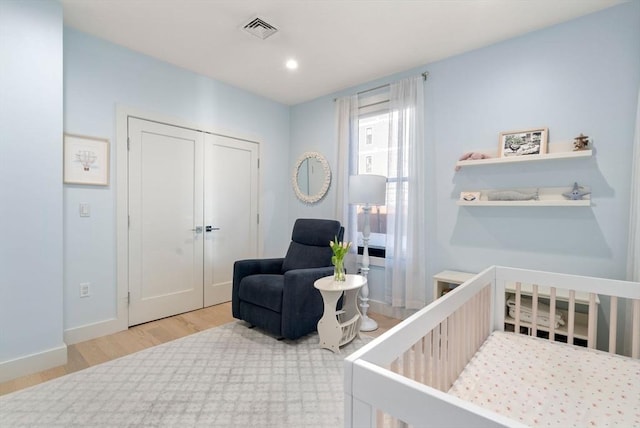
[
  {"xmin": 358, "ymin": 113, "xmax": 389, "ymax": 176},
  {"xmin": 355, "ymin": 205, "xmax": 387, "ymax": 250},
  {"xmin": 356, "ymin": 112, "xmax": 390, "ymax": 253}
]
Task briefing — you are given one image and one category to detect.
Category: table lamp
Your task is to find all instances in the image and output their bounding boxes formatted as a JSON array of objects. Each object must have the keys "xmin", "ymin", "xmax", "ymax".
[{"xmin": 349, "ymin": 174, "xmax": 387, "ymax": 331}]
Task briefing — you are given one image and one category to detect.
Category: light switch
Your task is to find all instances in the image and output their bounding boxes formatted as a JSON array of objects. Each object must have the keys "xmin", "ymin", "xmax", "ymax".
[{"xmin": 79, "ymin": 203, "xmax": 90, "ymax": 217}]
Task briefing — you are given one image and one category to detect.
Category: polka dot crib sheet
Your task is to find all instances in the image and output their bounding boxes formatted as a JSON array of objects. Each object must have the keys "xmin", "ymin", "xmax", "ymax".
[{"xmin": 448, "ymin": 331, "xmax": 640, "ymax": 427}]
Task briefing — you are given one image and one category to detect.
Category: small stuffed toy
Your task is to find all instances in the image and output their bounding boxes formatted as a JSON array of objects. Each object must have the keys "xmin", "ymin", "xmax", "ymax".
[
  {"xmin": 573, "ymin": 133, "xmax": 590, "ymax": 151},
  {"xmin": 488, "ymin": 189, "xmax": 539, "ymax": 201},
  {"xmin": 562, "ymin": 182, "xmax": 590, "ymax": 200},
  {"xmin": 455, "ymin": 152, "xmax": 491, "ymax": 171}
]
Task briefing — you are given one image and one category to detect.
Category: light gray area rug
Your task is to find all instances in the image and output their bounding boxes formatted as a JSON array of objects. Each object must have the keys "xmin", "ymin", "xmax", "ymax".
[{"xmin": 0, "ymin": 322, "xmax": 371, "ymax": 427}]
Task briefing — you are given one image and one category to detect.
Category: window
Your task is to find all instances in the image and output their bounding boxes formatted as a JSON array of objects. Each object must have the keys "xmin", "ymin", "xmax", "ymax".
[
  {"xmin": 365, "ymin": 155, "xmax": 372, "ymax": 173},
  {"xmin": 355, "ymin": 92, "xmax": 390, "ymax": 258},
  {"xmin": 340, "ymin": 76, "xmax": 425, "ymax": 307}
]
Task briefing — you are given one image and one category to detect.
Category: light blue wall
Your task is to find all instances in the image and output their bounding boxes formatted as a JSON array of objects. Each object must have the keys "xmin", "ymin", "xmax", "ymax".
[
  {"xmin": 63, "ymin": 29, "xmax": 291, "ymax": 330},
  {"xmin": 0, "ymin": 1, "xmax": 64, "ymax": 361},
  {"xmin": 289, "ymin": 2, "xmax": 640, "ymax": 304},
  {"xmin": 432, "ymin": 2, "xmax": 640, "ymax": 280},
  {"xmin": 289, "ymin": 98, "xmax": 339, "ymax": 222}
]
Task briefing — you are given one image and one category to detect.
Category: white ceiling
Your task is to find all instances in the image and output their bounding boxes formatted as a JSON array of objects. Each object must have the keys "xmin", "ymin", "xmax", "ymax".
[{"xmin": 61, "ymin": 0, "xmax": 622, "ymax": 105}]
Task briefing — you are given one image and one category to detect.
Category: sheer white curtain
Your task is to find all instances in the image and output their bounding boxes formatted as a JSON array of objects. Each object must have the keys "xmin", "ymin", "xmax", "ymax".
[
  {"xmin": 384, "ymin": 76, "xmax": 427, "ymax": 309},
  {"xmin": 628, "ymin": 87, "xmax": 640, "ymax": 282},
  {"xmin": 335, "ymin": 95, "xmax": 359, "ymax": 251},
  {"xmin": 624, "ymin": 88, "xmax": 640, "ymax": 356}
]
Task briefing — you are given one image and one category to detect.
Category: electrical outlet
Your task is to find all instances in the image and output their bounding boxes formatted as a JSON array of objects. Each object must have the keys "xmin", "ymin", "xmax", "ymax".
[{"xmin": 80, "ymin": 282, "xmax": 90, "ymax": 298}]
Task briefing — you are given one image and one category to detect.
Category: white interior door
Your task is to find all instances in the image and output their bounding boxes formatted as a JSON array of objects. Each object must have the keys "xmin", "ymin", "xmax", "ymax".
[
  {"xmin": 204, "ymin": 134, "xmax": 259, "ymax": 306},
  {"xmin": 128, "ymin": 118, "xmax": 204, "ymax": 326}
]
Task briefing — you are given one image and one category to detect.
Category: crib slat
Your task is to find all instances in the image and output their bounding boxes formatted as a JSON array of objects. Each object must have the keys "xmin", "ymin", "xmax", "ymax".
[
  {"xmin": 480, "ymin": 286, "xmax": 491, "ymax": 341},
  {"xmin": 414, "ymin": 337, "xmax": 423, "ymax": 385},
  {"xmin": 531, "ymin": 284, "xmax": 539, "ymax": 338},
  {"xmin": 463, "ymin": 297, "xmax": 469, "ymax": 361},
  {"xmin": 391, "ymin": 357, "xmax": 399, "ymax": 374},
  {"xmin": 470, "ymin": 295, "xmax": 477, "ymax": 356},
  {"xmin": 433, "ymin": 323, "xmax": 441, "ymax": 390},
  {"xmin": 440, "ymin": 318, "xmax": 448, "ymax": 391},
  {"xmin": 485, "ymin": 285, "xmax": 491, "ymax": 338},
  {"xmin": 466, "ymin": 297, "xmax": 475, "ymax": 363},
  {"xmin": 587, "ymin": 293, "xmax": 597, "ymax": 348},
  {"xmin": 456, "ymin": 302, "xmax": 467, "ymax": 382},
  {"xmin": 450, "ymin": 307, "xmax": 457, "ymax": 386},
  {"xmin": 549, "ymin": 287, "xmax": 556, "ymax": 342},
  {"xmin": 376, "ymin": 410, "xmax": 384, "ymax": 428},
  {"xmin": 403, "ymin": 344, "xmax": 410, "ymax": 379},
  {"xmin": 633, "ymin": 299, "xmax": 640, "ymax": 359},
  {"xmin": 567, "ymin": 290, "xmax": 576, "ymax": 345},
  {"xmin": 609, "ymin": 296, "xmax": 618, "ymax": 353},
  {"xmin": 420, "ymin": 336, "xmax": 427, "ymax": 385},
  {"xmin": 472, "ymin": 293, "xmax": 478, "ymax": 352},
  {"xmin": 424, "ymin": 330, "xmax": 432, "ymax": 386},
  {"xmin": 446, "ymin": 314, "xmax": 455, "ymax": 388},
  {"xmin": 480, "ymin": 286, "xmax": 486, "ymax": 340},
  {"xmin": 479, "ymin": 285, "xmax": 486, "ymax": 345},
  {"xmin": 514, "ymin": 282, "xmax": 521, "ymax": 334},
  {"xmin": 459, "ymin": 297, "xmax": 466, "ymax": 383},
  {"xmin": 477, "ymin": 291, "xmax": 486, "ymax": 347}
]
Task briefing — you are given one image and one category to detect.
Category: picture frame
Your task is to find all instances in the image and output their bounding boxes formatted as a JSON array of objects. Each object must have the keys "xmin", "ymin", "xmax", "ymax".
[
  {"xmin": 498, "ymin": 128, "xmax": 548, "ymax": 158},
  {"xmin": 64, "ymin": 134, "xmax": 110, "ymax": 185}
]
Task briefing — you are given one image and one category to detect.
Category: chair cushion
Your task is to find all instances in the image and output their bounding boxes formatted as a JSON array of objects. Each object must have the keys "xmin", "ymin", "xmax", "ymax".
[
  {"xmin": 281, "ymin": 219, "xmax": 341, "ymax": 273},
  {"xmin": 281, "ymin": 242, "xmax": 334, "ymax": 273},
  {"xmin": 290, "ymin": 218, "xmax": 341, "ymax": 246},
  {"xmin": 237, "ymin": 274, "xmax": 284, "ymax": 313}
]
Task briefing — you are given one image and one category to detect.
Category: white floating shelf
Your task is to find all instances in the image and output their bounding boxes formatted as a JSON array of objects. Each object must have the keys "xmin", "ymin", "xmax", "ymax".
[
  {"xmin": 455, "ymin": 149, "xmax": 592, "ymax": 169},
  {"xmin": 457, "ymin": 199, "xmax": 590, "ymax": 207},
  {"xmin": 457, "ymin": 186, "xmax": 591, "ymax": 207}
]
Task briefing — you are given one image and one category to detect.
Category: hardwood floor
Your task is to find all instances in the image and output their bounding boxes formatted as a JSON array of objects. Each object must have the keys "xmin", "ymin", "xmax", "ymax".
[{"xmin": 0, "ymin": 303, "xmax": 400, "ymax": 397}]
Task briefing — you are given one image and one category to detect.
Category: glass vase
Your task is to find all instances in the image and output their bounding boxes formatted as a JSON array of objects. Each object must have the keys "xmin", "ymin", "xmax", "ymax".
[{"xmin": 333, "ymin": 258, "xmax": 346, "ymax": 282}]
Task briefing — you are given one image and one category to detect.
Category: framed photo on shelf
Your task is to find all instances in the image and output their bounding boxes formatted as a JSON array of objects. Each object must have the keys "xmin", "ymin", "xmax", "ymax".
[
  {"xmin": 498, "ymin": 128, "xmax": 548, "ymax": 158},
  {"xmin": 63, "ymin": 134, "xmax": 110, "ymax": 185}
]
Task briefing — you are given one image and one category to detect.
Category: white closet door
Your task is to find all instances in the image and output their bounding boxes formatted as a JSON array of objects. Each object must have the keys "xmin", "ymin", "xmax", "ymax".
[
  {"xmin": 203, "ymin": 134, "xmax": 259, "ymax": 306},
  {"xmin": 128, "ymin": 118, "xmax": 204, "ymax": 326}
]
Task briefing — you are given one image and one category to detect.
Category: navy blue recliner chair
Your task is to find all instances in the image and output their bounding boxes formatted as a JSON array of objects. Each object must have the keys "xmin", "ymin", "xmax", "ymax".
[{"xmin": 232, "ymin": 218, "xmax": 343, "ymax": 340}]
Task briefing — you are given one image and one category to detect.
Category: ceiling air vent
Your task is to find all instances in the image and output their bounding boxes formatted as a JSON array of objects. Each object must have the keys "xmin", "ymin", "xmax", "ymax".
[{"xmin": 242, "ymin": 16, "xmax": 278, "ymax": 40}]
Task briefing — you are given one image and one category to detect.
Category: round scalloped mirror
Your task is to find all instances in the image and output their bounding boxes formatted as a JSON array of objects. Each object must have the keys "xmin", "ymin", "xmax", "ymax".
[{"xmin": 292, "ymin": 151, "xmax": 331, "ymax": 204}]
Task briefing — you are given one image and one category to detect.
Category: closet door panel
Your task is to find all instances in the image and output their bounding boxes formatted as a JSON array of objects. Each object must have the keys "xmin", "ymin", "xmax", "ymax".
[
  {"xmin": 128, "ymin": 118, "xmax": 204, "ymax": 326},
  {"xmin": 203, "ymin": 134, "xmax": 259, "ymax": 306}
]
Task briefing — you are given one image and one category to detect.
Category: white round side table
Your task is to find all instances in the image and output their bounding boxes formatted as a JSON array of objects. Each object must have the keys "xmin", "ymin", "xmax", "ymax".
[{"xmin": 314, "ymin": 274, "xmax": 367, "ymax": 353}]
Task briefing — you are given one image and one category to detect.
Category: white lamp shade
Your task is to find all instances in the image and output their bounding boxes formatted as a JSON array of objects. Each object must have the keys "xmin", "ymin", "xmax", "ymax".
[{"xmin": 349, "ymin": 174, "xmax": 387, "ymax": 205}]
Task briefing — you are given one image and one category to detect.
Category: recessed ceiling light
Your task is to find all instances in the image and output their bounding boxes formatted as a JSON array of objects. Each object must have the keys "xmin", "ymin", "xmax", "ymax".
[{"xmin": 285, "ymin": 59, "xmax": 298, "ymax": 70}]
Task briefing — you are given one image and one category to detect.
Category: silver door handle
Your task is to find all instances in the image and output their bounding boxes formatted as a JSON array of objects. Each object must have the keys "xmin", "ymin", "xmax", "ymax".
[
  {"xmin": 191, "ymin": 226, "xmax": 203, "ymax": 233},
  {"xmin": 205, "ymin": 226, "xmax": 220, "ymax": 232}
]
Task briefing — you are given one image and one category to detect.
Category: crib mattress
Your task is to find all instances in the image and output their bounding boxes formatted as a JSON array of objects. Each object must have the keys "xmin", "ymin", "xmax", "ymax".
[{"xmin": 448, "ymin": 331, "xmax": 640, "ymax": 427}]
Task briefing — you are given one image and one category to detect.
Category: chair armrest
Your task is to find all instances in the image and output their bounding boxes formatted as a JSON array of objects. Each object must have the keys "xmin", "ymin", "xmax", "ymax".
[
  {"xmin": 281, "ymin": 266, "xmax": 335, "ymax": 339},
  {"xmin": 232, "ymin": 258, "xmax": 284, "ymax": 318},
  {"xmin": 234, "ymin": 258, "xmax": 284, "ymax": 279}
]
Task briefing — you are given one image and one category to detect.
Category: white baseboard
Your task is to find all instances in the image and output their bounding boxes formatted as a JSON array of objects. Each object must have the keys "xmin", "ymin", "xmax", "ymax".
[
  {"xmin": 64, "ymin": 317, "xmax": 126, "ymax": 345},
  {"xmin": 0, "ymin": 344, "xmax": 67, "ymax": 383}
]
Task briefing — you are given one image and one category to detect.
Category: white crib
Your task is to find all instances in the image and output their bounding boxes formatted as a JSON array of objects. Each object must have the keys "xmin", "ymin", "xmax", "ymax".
[{"xmin": 344, "ymin": 266, "xmax": 640, "ymax": 427}]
